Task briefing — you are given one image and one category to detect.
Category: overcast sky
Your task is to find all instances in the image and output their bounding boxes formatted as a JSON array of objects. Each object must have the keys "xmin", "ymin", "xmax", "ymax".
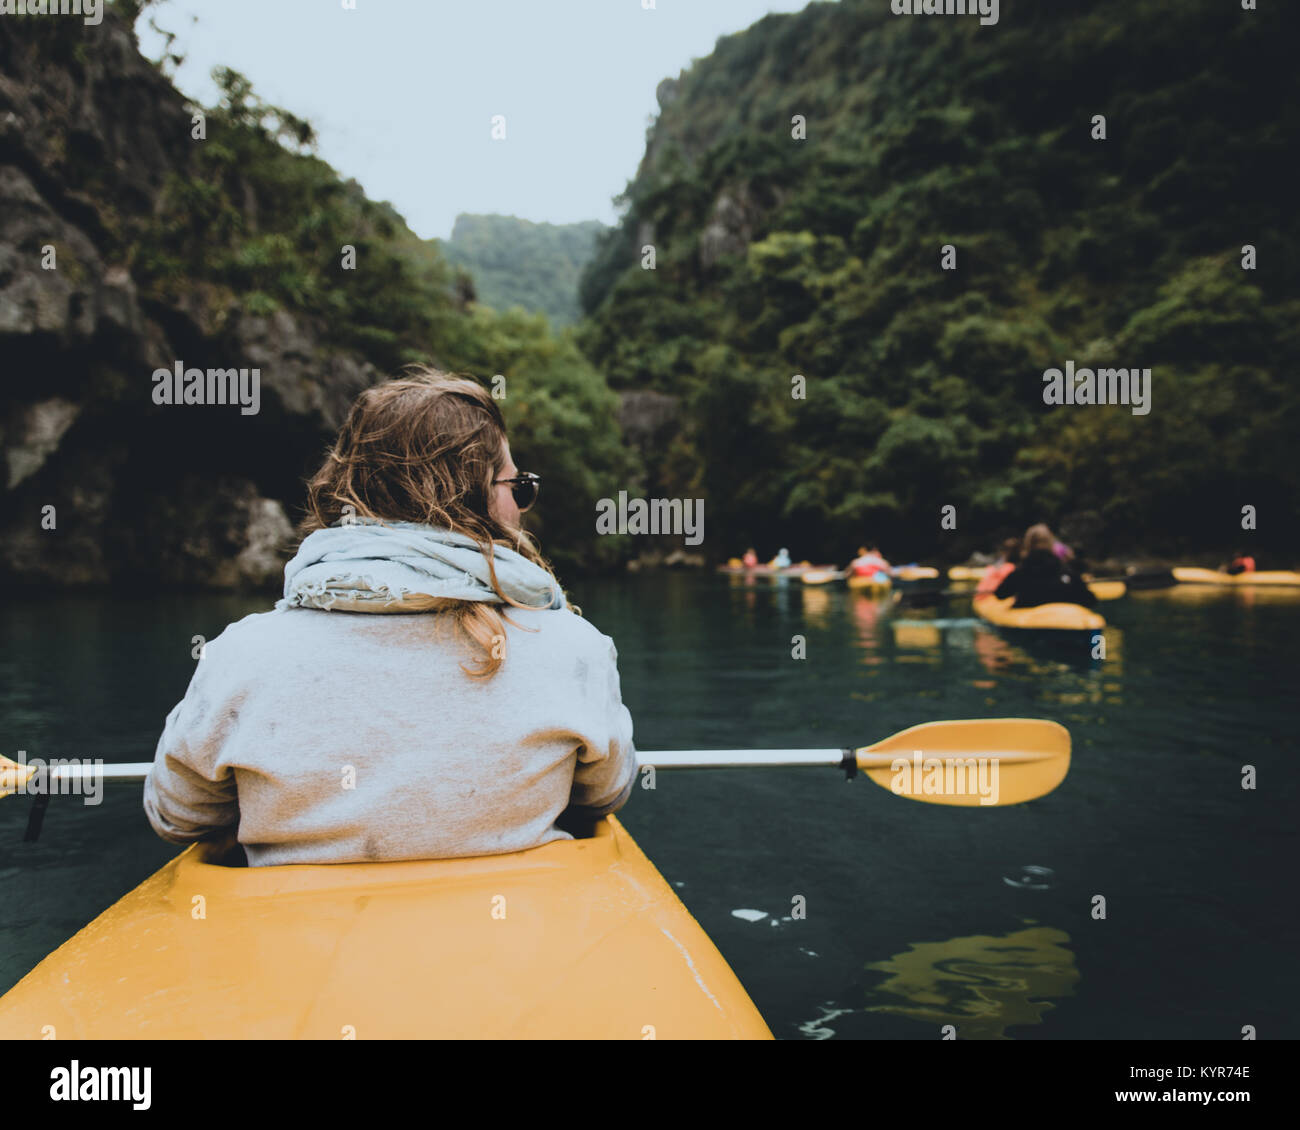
[{"xmin": 137, "ymin": 0, "xmax": 815, "ymax": 241}]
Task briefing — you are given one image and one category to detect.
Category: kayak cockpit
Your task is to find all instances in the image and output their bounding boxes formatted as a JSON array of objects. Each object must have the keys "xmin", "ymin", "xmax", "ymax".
[{"xmin": 197, "ymin": 811, "xmax": 605, "ymax": 870}]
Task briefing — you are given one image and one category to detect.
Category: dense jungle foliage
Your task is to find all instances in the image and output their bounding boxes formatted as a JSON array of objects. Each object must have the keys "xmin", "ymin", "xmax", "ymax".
[{"xmin": 577, "ymin": 0, "xmax": 1299, "ymax": 562}]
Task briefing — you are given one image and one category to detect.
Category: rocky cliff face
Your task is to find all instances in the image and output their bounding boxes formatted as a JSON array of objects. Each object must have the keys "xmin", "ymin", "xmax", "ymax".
[{"xmin": 0, "ymin": 13, "xmax": 374, "ymax": 589}]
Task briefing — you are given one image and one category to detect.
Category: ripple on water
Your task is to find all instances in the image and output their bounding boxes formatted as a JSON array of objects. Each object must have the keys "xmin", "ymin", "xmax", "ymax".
[{"xmin": 1003, "ymin": 865, "xmax": 1056, "ymax": 890}]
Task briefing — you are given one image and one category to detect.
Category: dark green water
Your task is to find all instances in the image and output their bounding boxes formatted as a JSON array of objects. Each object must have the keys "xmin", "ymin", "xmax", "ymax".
[{"xmin": 2, "ymin": 576, "xmax": 1297, "ymax": 1039}]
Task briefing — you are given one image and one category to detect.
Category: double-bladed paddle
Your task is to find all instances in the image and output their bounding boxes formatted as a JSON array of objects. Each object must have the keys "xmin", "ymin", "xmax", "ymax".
[{"xmin": 0, "ymin": 718, "xmax": 1069, "ymax": 812}]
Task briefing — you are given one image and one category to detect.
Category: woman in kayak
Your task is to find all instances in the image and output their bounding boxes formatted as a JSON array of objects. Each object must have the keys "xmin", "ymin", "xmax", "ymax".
[
  {"xmin": 992, "ymin": 524, "xmax": 1097, "ymax": 609},
  {"xmin": 144, "ymin": 368, "xmax": 637, "ymax": 866},
  {"xmin": 742, "ymin": 547, "xmax": 759, "ymax": 568},
  {"xmin": 849, "ymin": 545, "xmax": 892, "ymax": 578}
]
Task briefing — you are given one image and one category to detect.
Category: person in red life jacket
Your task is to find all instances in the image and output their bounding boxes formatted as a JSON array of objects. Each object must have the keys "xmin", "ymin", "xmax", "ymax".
[
  {"xmin": 742, "ymin": 547, "xmax": 759, "ymax": 568},
  {"xmin": 993, "ymin": 524, "xmax": 1097, "ymax": 609},
  {"xmin": 1226, "ymin": 551, "xmax": 1256, "ymax": 575},
  {"xmin": 976, "ymin": 538, "xmax": 1021, "ymax": 595},
  {"xmin": 849, "ymin": 545, "xmax": 892, "ymax": 579}
]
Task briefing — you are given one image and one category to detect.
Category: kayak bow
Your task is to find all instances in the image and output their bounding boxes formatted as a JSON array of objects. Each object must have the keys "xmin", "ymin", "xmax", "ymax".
[
  {"xmin": 847, "ymin": 573, "xmax": 892, "ymax": 592},
  {"xmin": 0, "ymin": 815, "xmax": 773, "ymax": 1040}
]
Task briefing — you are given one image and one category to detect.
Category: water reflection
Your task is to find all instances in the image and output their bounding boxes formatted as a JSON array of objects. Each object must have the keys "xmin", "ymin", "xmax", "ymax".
[
  {"xmin": 1003, "ymin": 865, "xmax": 1056, "ymax": 890},
  {"xmin": 1234, "ymin": 587, "xmax": 1300, "ymax": 609},
  {"xmin": 1135, "ymin": 585, "xmax": 1300, "ymax": 607},
  {"xmin": 863, "ymin": 925, "xmax": 1080, "ymax": 1039},
  {"xmin": 891, "ymin": 622, "xmax": 941, "ymax": 650},
  {"xmin": 801, "ymin": 585, "xmax": 831, "ymax": 629},
  {"xmin": 876, "ymin": 596, "xmax": 1128, "ymax": 706},
  {"xmin": 974, "ymin": 625, "xmax": 1017, "ymax": 674},
  {"xmin": 848, "ymin": 593, "xmax": 893, "ymax": 671},
  {"xmin": 977, "ymin": 628, "xmax": 1124, "ymax": 706},
  {"xmin": 3, "ymin": 577, "xmax": 1297, "ymax": 1043}
]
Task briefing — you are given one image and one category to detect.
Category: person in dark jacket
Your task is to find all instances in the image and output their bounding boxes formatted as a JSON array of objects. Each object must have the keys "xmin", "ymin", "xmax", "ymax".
[{"xmin": 993, "ymin": 524, "xmax": 1097, "ymax": 609}]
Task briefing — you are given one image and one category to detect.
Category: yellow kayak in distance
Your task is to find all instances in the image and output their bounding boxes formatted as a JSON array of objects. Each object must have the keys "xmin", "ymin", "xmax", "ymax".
[
  {"xmin": 1087, "ymin": 580, "xmax": 1126, "ymax": 601},
  {"xmin": 1172, "ymin": 567, "xmax": 1300, "ymax": 587},
  {"xmin": 948, "ymin": 565, "xmax": 988, "ymax": 582},
  {"xmin": 974, "ymin": 595, "xmax": 1105, "ymax": 632},
  {"xmin": 0, "ymin": 816, "xmax": 772, "ymax": 1040},
  {"xmin": 847, "ymin": 573, "xmax": 892, "ymax": 592},
  {"xmin": 801, "ymin": 568, "xmax": 846, "ymax": 584},
  {"xmin": 894, "ymin": 565, "xmax": 940, "ymax": 582}
]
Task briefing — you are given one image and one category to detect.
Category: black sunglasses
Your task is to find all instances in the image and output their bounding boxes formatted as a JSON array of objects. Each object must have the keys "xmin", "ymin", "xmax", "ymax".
[{"xmin": 493, "ymin": 471, "xmax": 541, "ymax": 512}]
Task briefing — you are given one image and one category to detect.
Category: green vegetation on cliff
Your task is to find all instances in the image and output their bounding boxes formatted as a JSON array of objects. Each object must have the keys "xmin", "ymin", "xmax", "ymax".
[
  {"xmin": 3, "ymin": 11, "xmax": 628, "ymax": 582},
  {"xmin": 147, "ymin": 70, "xmax": 634, "ymax": 574},
  {"xmin": 577, "ymin": 0, "xmax": 1300, "ymax": 562},
  {"xmin": 8, "ymin": 0, "xmax": 1297, "ymax": 585}
]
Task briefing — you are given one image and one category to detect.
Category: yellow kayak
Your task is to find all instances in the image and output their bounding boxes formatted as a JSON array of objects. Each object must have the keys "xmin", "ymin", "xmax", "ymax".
[
  {"xmin": 1172, "ymin": 567, "xmax": 1300, "ymax": 587},
  {"xmin": 948, "ymin": 565, "xmax": 988, "ymax": 582},
  {"xmin": 894, "ymin": 565, "xmax": 940, "ymax": 582},
  {"xmin": 974, "ymin": 595, "xmax": 1105, "ymax": 631},
  {"xmin": 0, "ymin": 816, "xmax": 772, "ymax": 1040},
  {"xmin": 801, "ymin": 569, "xmax": 845, "ymax": 585},
  {"xmin": 1087, "ymin": 580, "xmax": 1126, "ymax": 601},
  {"xmin": 847, "ymin": 573, "xmax": 892, "ymax": 592}
]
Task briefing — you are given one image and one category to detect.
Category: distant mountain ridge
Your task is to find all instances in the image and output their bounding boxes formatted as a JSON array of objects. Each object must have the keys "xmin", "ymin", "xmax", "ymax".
[{"xmin": 440, "ymin": 214, "xmax": 607, "ymax": 328}]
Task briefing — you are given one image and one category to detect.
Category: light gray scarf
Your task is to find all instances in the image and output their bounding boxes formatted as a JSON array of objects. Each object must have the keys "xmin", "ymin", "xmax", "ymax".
[{"xmin": 279, "ymin": 520, "xmax": 563, "ymax": 613}]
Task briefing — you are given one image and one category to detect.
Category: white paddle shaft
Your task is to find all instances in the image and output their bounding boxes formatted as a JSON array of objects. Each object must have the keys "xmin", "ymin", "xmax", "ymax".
[
  {"xmin": 3, "ymin": 748, "xmax": 1056, "ymax": 789},
  {"xmin": 639, "ymin": 749, "xmax": 845, "ymax": 769}
]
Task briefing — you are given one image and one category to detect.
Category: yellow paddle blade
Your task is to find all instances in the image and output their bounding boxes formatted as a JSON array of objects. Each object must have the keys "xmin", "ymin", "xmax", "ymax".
[
  {"xmin": 0, "ymin": 755, "xmax": 37, "ymax": 799},
  {"xmin": 1088, "ymin": 581, "xmax": 1126, "ymax": 601},
  {"xmin": 855, "ymin": 718, "xmax": 1070, "ymax": 807}
]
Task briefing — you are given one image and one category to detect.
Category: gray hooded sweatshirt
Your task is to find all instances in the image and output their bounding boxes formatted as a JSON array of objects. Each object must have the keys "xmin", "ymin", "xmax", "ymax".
[{"xmin": 143, "ymin": 604, "xmax": 637, "ymax": 866}]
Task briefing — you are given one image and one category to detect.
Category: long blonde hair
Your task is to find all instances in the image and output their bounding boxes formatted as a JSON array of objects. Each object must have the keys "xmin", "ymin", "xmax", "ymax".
[
  {"xmin": 301, "ymin": 366, "xmax": 553, "ymax": 677},
  {"xmin": 1021, "ymin": 523, "xmax": 1057, "ymax": 558}
]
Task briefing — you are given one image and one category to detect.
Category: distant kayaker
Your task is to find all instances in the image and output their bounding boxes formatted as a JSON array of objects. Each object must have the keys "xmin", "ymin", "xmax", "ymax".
[
  {"xmin": 144, "ymin": 368, "xmax": 637, "ymax": 866},
  {"xmin": 771, "ymin": 547, "xmax": 792, "ymax": 569},
  {"xmin": 975, "ymin": 538, "xmax": 1020, "ymax": 595},
  {"xmin": 1227, "ymin": 551, "xmax": 1256, "ymax": 575},
  {"xmin": 742, "ymin": 547, "xmax": 759, "ymax": 568},
  {"xmin": 993, "ymin": 524, "xmax": 1097, "ymax": 609},
  {"xmin": 849, "ymin": 545, "xmax": 892, "ymax": 578}
]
